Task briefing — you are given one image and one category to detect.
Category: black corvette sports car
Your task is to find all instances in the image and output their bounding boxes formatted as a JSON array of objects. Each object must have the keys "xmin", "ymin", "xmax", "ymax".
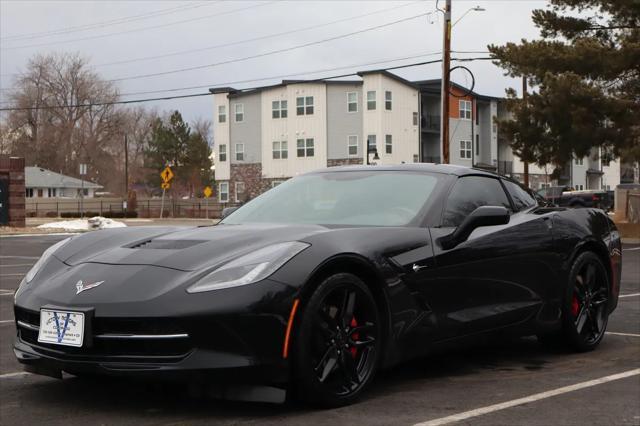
[{"xmin": 14, "ymin": 164, "xmax": 621, "ymax": 407}]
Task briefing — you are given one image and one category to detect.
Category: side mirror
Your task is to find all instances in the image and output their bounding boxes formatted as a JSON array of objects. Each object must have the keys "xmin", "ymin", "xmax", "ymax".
[
  {"xmin": 221, "ymin": 206, "xmax": 238, "ymax": 220},
  {"xmin": 438, "ymin": 206, "xmax": 510, "ymax": 250}
]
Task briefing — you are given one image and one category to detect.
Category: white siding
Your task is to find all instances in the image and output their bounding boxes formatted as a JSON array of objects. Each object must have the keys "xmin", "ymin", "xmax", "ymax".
[
  {"xmin": 213, "ymin": 93, "xmax": 231, "ymax": 180},
  {"xmin": 361, "ymin": 74, "xmax": 419, "ymax": 165},
  {"xmin": 261, "ymin": 83, "xmax": 328, "ymax": 178},
  {"xmin": 602, "ymin": 159, "xmax": 620, "ymax": 189}
]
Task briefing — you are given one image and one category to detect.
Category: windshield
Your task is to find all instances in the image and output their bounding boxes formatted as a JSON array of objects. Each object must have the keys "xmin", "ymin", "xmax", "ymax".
[{"xmin": 222, "ymin": 171, "xmax": 441, "ymax": 227}]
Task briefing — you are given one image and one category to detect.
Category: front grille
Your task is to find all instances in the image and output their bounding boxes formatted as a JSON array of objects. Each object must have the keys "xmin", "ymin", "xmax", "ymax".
[{"xmin": 15, "ymin": 307, "xmax": 192, "ymax": 362}]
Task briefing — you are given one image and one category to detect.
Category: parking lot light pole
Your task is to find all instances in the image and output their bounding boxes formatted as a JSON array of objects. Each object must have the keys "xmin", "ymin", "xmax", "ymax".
[{"xmin": 366, "ymin": 146, "xmax": 380, "ymax": 165}]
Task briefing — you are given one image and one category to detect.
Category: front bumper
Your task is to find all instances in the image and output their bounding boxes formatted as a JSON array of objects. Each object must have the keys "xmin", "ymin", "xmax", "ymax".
[{"xmin": 13, "ymin": 276, "xmax": 297, "ymax": 387}]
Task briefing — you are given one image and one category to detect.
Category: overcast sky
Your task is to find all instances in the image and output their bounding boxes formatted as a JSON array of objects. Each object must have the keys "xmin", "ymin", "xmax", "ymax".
[{"xmin": 0, "ymin": 0, "xmax": 546, "ymax": 126}]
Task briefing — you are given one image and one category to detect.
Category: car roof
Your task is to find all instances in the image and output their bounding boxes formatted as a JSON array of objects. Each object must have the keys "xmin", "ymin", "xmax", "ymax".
[{"xmin": 309, "ymin": 163, "xmax": 504, "ymax": 178}]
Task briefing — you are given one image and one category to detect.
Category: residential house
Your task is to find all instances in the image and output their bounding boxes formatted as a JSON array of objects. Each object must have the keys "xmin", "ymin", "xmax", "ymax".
[{"xmin": 25, "ymin": 166, "xmax": 102, "ymax": 198}]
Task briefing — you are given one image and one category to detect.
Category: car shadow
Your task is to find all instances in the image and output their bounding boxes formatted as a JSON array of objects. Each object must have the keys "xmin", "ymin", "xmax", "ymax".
[{"xmin": 12, "ymin": 335, "xmax": 617, "ymax": 421}]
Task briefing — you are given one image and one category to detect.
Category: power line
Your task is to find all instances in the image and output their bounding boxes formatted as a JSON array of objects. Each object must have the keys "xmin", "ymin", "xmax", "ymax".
[
  {"xmin": 1, "ymin": 1, "xmax": 277, "ymax": 50},
  {"xmin": 0, "ymin": 2, "xmax": 212, "ymax": 42},
  {"xmin": 117, "ymin": 51, "xmax": 445, "ymax": 97},
  {"xmin": 91, "ymin": 1, "xmax": 423, "ymax": 68},
  {"xmin": 0, "ymin": 57, "xmax": 492, "ymax": 112},
  {"xmin": 0, "ymin": 50, "xmax": 448, "ymax": 102},
  {"xmin": 108, "ymin": 12, "xmax": 434, "ymax": 82}
]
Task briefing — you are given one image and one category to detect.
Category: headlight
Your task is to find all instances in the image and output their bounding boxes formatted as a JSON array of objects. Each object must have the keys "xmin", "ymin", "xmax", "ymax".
[
  {"xmin": 24, "ymin": 237, "xmax": 72, "ymax": 283},
  {"xmin": 187, "ymin": 241, "xmax": 309, "ymax": 293}
]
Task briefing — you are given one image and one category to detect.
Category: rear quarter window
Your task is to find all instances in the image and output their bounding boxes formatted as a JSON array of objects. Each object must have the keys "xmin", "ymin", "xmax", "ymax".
[{"xmin": 503, "ymin": 180, "xmax": 537, "ymax": 211}]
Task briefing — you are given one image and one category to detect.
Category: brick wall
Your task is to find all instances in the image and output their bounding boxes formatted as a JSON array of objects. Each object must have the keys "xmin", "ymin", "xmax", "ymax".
[
  {"xmin": 327, "ymin": 158, "xmax": 364, "ymax": 167},
  {"xmin": 0, "ymin": 156, "xmax": 26, "ymax": 227},
  {"xmin": 229, "ymin": 163, "xmax": 271, "ymax": 202}
]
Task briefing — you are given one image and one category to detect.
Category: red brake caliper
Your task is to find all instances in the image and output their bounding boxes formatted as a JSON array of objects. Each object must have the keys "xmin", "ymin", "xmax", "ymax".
[
  {"xmin": 350, "ymin": 317, "xmax": 358, "ymax": 358},
  {"xmin": 571, "ymin": 294, "xmax": 580, "ymax": 316}
]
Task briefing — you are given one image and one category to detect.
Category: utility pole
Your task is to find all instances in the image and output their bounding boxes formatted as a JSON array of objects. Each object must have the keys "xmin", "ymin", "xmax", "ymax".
[
  {"xmin": 522, "ymin": 76, "xmax": 529, "ymax": 188},
  {"xmin": 124, "ymin": 134, "xmax": 129, "ymax": 214},
  {"xmin": 441, "ymin": 0, "xmax": 452, "ymax": 164}
]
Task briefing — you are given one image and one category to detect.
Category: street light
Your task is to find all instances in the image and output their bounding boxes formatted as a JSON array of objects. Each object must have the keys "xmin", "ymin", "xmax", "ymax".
[{"xmin": 452, "ymin": 6, "xmax": 486, "ymax": 27}]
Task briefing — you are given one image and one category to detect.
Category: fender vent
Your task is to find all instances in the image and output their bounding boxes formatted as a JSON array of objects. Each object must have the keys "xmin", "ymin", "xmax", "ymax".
[{"xmin": 126, "ymin": 240, "xmax": 207, "ymax": 250}]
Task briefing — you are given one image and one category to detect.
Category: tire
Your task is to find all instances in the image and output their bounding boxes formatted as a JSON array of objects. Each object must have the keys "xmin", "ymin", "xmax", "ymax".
[
  {"xmin": 538, "ymin": 251, "xmax": 610, "ymax": 352},
  {"xmin": 292, "ymin": 273, "xmax": 382, "ymax": 407}
]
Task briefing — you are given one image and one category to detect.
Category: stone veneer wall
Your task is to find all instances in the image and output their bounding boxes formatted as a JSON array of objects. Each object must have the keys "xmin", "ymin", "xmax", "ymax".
[
  {"xmin": 0, "ymin": 156, "xmax": 26, "ymax": 227},
  {"xmin": 327, "ymin": 158, "xmax": 364, "ymax": 167}
]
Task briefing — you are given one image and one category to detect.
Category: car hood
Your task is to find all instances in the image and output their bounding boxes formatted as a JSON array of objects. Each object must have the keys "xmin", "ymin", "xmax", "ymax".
[{"xmin": 54, "ymin": 223, "xmax": 329, "ymax": 272}]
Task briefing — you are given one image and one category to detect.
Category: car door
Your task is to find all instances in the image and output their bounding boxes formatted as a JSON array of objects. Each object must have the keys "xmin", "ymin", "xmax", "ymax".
[{"xmin": 418, "ymin": 175, "xmax": 554, "ymax": 340}]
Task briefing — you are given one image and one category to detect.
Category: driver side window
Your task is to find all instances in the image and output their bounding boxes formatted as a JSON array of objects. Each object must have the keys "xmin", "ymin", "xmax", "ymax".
[{"xmin": 442, "ymin": 176, "xmax": 511, "ymax": 227}]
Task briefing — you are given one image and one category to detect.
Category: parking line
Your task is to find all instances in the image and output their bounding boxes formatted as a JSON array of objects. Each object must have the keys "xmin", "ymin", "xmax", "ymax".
[
  {"xmin": 0, "ymin": 256, "xmax": 39, "ymax": 260},
  {"xmin": 622, "ymin": 247, "xmax": 640, "ymax": 251},
  {"xmin": 606, "ymin": 331, "xmax": 640, "ymax": 337},
  {"xmin": 0, "ymin": 264, "xmax": 34, "ymax": 267},
  {"xmin": 0, "ymin": 371, "xmax": 30, "ymax": 379},
  {"xmin": 0, "ymin": 319, "xmax": 14, "ymax": 324},
  {"xmin": 413, "ymin": 368, "xmax": 640, "ymax": 426},
  {"xmin": 0, "ymin": 274, "xmax": 24, "ymax": 277},
  {"xmin": 619, "ymin": 293, "xmax": 640, "ymax": 298}
]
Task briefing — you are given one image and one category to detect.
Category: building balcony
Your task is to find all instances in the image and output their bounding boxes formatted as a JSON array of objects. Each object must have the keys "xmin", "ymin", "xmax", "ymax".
[
  {"xmin": 496, "ymin": 160, "xmax": 513, "ymax": 175},
  {"xmin": 421, "ymin": 115, "xmax": 440, "ymax": 133}
]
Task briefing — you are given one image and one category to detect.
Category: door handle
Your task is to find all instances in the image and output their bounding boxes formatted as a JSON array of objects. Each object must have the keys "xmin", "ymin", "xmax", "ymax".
[{"xmin": 412, "ymin": 264, "xmax": 428, "ymax": 273}]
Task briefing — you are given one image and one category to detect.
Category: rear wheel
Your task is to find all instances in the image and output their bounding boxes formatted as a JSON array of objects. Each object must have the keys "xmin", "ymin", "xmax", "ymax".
[
  {"xmin": 538, "ymin": 251, "xmax": 610, "ymax": 352},
  {"xmin": 293, "ymin": 273, "xmax": 381, "ymax": 407}
]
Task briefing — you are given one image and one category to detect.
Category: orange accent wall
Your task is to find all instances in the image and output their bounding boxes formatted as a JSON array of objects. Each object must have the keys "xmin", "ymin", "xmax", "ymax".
[{"xmin": 448, "ymin": 86, "xmax": 475, "ymax": 120}]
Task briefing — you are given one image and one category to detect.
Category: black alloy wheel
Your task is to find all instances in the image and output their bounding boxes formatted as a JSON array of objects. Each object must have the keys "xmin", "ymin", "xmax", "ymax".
[
  {"xmin": 293, "ymin": 273, "xmax": 381, "ymax": 407},
  {"xmin": 539, "ymin": 251, "xmax": 610, "ymax": 352}
]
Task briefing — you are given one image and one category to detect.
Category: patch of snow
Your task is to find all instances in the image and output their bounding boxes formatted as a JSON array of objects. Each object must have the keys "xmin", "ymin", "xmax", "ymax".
[{"xmin": 37, "ymin": 216, "xmax": 126, "ymax": 231}]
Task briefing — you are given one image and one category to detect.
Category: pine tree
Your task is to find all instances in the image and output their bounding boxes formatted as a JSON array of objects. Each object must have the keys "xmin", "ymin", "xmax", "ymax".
[{"xmin": 489, "ymin": 0, "xmax": 639, "ymax": 171}]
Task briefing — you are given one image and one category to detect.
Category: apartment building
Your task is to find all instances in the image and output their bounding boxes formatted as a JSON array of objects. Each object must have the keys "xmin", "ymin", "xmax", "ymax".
[
  {"xmin": 211, "ymin": 71, "xmax": 623, "ymax": 203},
  {"xmin": 211, "ymin": 71, "xmax": 420, "ymax": 203}
]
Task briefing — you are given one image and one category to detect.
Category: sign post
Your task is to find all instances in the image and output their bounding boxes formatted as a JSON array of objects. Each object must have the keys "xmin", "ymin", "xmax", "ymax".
[
  {"xmin": 79, "ymin": 163, "xmax": 87, "ymax": 218},
  {"xmin": 203, "ymin": 185, "xmax": 213, "ymax": 219},
  {"xmin": 159, "ymin": 166, "xmax": 174, "ymax": 219}
]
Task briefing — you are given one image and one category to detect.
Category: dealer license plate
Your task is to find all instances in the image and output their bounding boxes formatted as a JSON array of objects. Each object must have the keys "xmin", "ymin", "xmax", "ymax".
[{"xmin": 38, "ymin": 309, "xmax": 85, "ymax": 347}]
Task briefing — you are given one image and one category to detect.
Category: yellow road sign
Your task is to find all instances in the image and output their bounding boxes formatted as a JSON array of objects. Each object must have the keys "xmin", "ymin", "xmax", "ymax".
[
  {"xmin": 161, "ymin": 182, "xmax": 171, "ymax": 190},
  {"xmin": 160, "ymin": 166, "xmax": 174, "ymax": 183},
  {"xmin": 203, "ymin": 186, "xmax": 213, "ymax": 198}
]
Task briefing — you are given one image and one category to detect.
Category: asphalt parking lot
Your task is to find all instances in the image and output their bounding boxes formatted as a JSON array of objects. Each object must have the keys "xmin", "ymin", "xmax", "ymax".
[{"xmin": 0, "ymin": 235, "xmax": 638, "ymax": 426}]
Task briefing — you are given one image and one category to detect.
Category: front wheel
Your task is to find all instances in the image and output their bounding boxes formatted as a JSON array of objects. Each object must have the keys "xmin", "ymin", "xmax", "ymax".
[
  {"xmin": 538, "ymin": 251, "xmax": 610, "ymax": 352},
  {"xmin": 293, "ymin": 273, "xmax": 381, "ymax": 407}
]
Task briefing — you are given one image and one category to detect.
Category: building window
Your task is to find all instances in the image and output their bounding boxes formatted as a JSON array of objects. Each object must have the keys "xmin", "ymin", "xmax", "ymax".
[
  {"xmin": 272, "ymin": 100, "xmax": 288, "ymax": 119},
  {"xmin": 385, "ymin": 135, "xmax": 392, "ymax": 154},
  {"xmin": 219, "ymin": 144, "xmax": 227, "ymax": 162},
  {"xmin": 218, "ymin": 105, "xmax": 226, "ymax": 123},
  {"xmin": 219, "ymin": 182, "xmax": 229, "ymax": 203},
  {"xmin": 348, "ymin": 135, "xmax": 358, "ymax": 156},
  {"xmin": 367, "ymin": 134, "xmax": 377, "ymax": 151},
  {"xmin": 26, "ymin": 188, "xmax": 33, "ymax": 198},
  {"xmin": 413, "ymin": 112, "xmax": 419, "ymax": 126},
  {"xmin": 235, "ymin": 182, "xmax": 245, "ymax": 202},
  {"xmin": 347, "ymin": 92, "xmax": 358, "ymax": 112},
  {"xmin": 272, "ymin": 140, "xmax": 288, "ymax": 159},
  {"xmin": 235, "ymin": 143, "xmax": 244, "ymax": 161},
  {"xmin": 367, "ymin": 91, "xmax": 376, "ymax": 110},
  {"xmin": 575, "ymin": 157, "xmax": 584, "ymax": 165},
  {"xmin": 297, "ymin": 138, "xmax": 314, "ymax": 157},
  {"xmin": 48, "ymin": 188, "xmax": 57, "ymax": 197},
  {"xmin": 385, "ymin": 91, "xmax": 392, "ymax": 110},
  {"xmin": 475, "ymin": 134, "xmax": 480, "ymax": 155},
  {"xmin": 459, "ymin": 100, "xmax": 472, "ymax": 120},
  {"xmin": 234, "ymin": 103, "xmax": 244, "ymax": 122},
  {"xmin": 460, "ymin": 140, "xmax": 472, "ymax": 159},
  {"xmin": 575, "ymin": 184, "xmax": 584, "ymax": 190},
  {"xmin": 296, "ymin": 96, "xmax": 314, "ymax": 115}
]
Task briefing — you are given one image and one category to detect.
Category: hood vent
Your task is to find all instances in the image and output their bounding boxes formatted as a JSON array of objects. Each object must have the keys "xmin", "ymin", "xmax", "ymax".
[{"xmin": 126, "ymin": 239, "xmax": 207, "ymax": 250}]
